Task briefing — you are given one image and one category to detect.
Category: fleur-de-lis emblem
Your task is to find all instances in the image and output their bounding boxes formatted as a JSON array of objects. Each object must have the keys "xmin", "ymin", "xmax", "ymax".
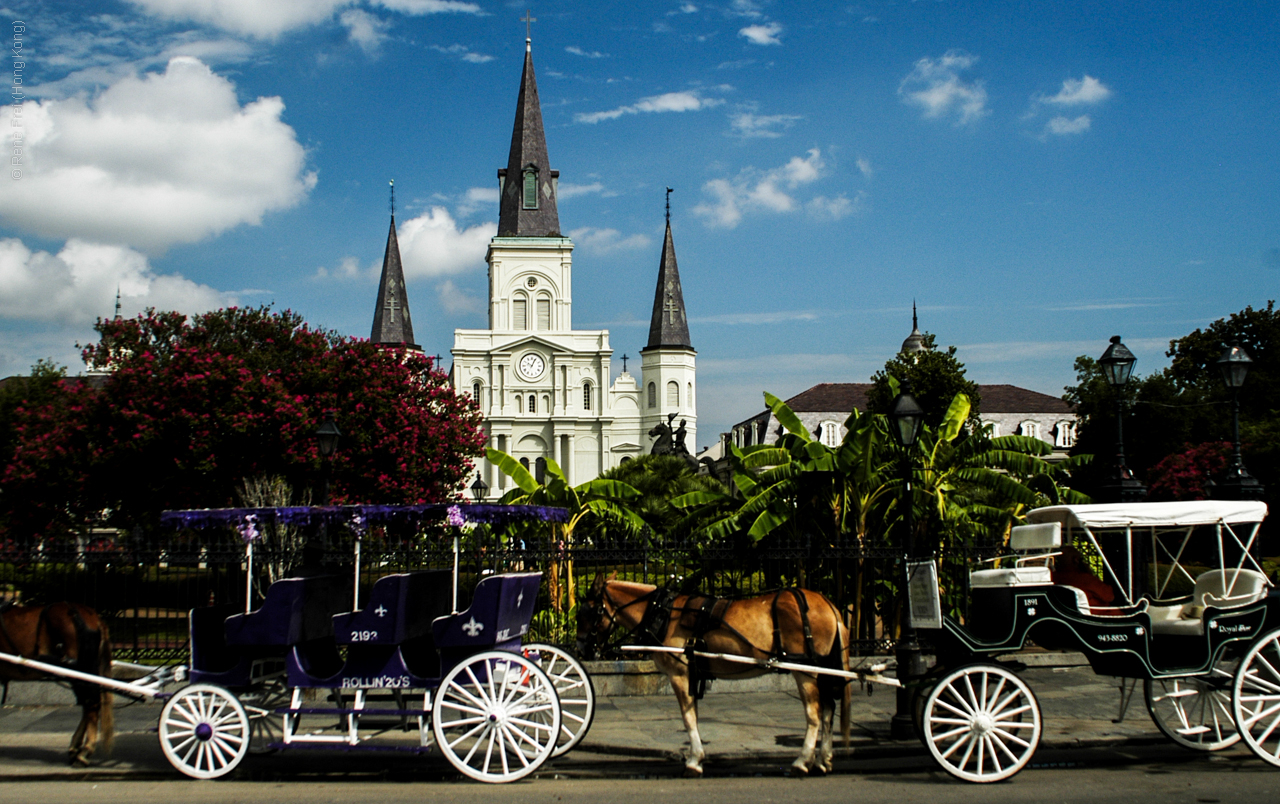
[
  {"xmin": 375, "ymin": 605, "xmax": 388, "ymax": 618},
  {"xmin": 462, "ymin": 617, "xmax": 484, "ymax": 637}
]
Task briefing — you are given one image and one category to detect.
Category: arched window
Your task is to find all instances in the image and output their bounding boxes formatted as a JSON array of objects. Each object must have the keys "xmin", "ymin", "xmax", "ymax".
[
  {"xmin": 528, "ymin": 394, "xmax": 536, "ymax": 414},
  {"xmin": 819, "ymin": 421, "xmax": 840, "ymax": 447},
  {"xmin": 523, "ymin": 168, "xmax": 538, "ymax": 209},
  {"xmin": 519, "ymin": 457, "xmax": 530, "ymax": 471},
  {"xmin": 1020, "ymin": 421, "xmax": 1040, "ymax": 440},
  {"xmin": 688, "ymin": 382, "xmax": 693, "ymax": 407},
  {"xmin": 583, "ymin": 382, "xmax": 592, "ymax": 411},
  {"xmin": 667, "ymin": 381, "xmax": 679, "ymax": 407},
  {"xmin": 516, "ymin": 395, "xmax": 523, "ymax": 414},
  {"xmin": 536, "ymin": 297, "xmax": 550, "ymax": 330},
  {"xmin": 988, "ymin": 421, "xmax": 1001, "ymax": 438},
  {"xmin": 647, "ymin": 382, "xmax": 656, "ymax": 408},
  {"xmin": 535, "ymin": 457, "xmax": 547, "ymax": 483},
  {"xmin": 512, "ymin": 297, "xmax": 528, "ymax": 330},
  {"xmin": 1054, "ymin": 421, "xmax": 1076, "ymax": 448},
  {"xmin": 472, "ymin": 381, "xmax": 482, "ymax": 402}
]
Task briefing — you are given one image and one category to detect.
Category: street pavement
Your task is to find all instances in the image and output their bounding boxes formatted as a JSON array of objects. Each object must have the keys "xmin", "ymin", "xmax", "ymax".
[{"xmin": 0, "ymin": 658, "xmax": 1216, "ymax": 781}]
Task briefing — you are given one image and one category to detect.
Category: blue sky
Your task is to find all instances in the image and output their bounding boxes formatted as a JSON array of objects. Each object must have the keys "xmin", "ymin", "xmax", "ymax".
[{"xmin": 2, "ymin": 1, "xmax": 1277, "ymax": 448}]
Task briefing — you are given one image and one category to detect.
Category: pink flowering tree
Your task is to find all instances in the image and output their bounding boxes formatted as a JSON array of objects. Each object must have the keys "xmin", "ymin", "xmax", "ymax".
[{"xmin": 3, "ymin": 307, "xmax": 485, "ymax": 537}]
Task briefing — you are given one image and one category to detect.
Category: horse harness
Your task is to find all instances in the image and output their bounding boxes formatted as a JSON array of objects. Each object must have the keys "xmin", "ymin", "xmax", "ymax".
[
  {"xmin": 647, "ymin": 588, "xmax": 829, "ymax": 700},
  {"xmin": 0, "ymin": 602, "xmax": 103, "ymax": 707}
]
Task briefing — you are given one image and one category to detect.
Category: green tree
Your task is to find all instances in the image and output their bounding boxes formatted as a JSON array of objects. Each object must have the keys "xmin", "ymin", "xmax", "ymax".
[
  {"xmin": 866, "ymin": 332, "xmax": 982, "ymax": 429},
  {"xmin": 589, "ymin": 454, "xmax": 723, "ymax": 540}
]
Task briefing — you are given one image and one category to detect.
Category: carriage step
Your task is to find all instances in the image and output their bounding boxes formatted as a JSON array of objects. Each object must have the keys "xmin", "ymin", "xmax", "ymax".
[
  {"xmin": 1176, "ymin": 726, "xmax": 1212, "ymax": 736},
  {"xmin": 276, "ymin": 707, "xmax": 428, "ymax": 716}
]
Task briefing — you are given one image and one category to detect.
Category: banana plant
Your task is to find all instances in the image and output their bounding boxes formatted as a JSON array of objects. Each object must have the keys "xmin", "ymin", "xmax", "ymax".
[{"xmin": 486, "ymin": 447, "xmax": 645, "ymax": 610}]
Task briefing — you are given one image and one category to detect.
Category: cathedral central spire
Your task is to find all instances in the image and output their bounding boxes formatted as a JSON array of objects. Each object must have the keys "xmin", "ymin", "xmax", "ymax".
[{"xmin": 497, "ymin": 40, "xmax": 560, "ymax": 237}]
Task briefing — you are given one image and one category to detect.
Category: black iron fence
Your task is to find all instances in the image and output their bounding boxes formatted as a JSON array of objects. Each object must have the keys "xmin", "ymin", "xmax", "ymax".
[{"xmin": 0, "ymin": 529, "xmax": 1007, "ymax": 663}]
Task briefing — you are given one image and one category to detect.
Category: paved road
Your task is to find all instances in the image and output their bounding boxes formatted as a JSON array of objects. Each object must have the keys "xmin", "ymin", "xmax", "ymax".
[{"xmin": 0, "ymin": 745, "xmax": 1275, "ymax": 804}]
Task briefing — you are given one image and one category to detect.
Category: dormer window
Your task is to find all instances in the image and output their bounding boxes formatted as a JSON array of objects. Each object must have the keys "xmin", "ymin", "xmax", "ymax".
[{"xmin": 522, "ymin": 167, "xmax": 538, "ymax": 210}]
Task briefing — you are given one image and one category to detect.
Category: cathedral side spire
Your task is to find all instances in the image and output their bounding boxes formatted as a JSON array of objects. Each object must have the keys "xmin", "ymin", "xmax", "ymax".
[
  {"xmin": 644, "ymin": 192, "xmax": 693, "ymax": 351},
  {"xmin": 497, "ymin": 38, "xmax": 560, "ymax": 237},
  {"xmin": 371, "ymin": 182, "xmax": 419, "ymax": 350}
]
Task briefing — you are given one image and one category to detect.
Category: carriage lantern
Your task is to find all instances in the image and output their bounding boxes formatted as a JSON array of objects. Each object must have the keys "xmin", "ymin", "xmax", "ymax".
[
  {"xmin": 1213, "ymin": 343, "xmax": 1264, "ymax": 500},
  {"xmin": 1098, "ymin": 336, "xmax": 1146, "ymax": 503}
]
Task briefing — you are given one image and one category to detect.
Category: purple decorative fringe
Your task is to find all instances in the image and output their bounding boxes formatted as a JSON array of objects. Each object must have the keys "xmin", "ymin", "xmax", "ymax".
[{"xmin": 159, "ymin": 503, "xmax": 569, "ymax": 530}]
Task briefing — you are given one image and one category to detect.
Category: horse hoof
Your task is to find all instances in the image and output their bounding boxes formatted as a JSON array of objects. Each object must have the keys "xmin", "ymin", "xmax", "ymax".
[
  {"xmin": 786, "ymin": 765, "xmax": 809, "ymax": 778},
  {"xmin": 70, "ymin": 751, "xmax": 91, "ymax": 767},
  {"xmin": 682, "ymin": 766, "xmax": 703, "ymax": 778}
]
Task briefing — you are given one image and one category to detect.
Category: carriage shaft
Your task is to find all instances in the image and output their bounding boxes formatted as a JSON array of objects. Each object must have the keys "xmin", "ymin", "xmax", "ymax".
[{"xmin": 617, "ymin": 645, "xmax": 901, "ymax": 687}]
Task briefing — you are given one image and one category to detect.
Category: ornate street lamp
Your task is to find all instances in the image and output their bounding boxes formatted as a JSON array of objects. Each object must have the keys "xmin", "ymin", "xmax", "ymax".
[
  {"xmin": 1213, "ymin": 343, "xmax": 1264, "ymax": 500},
  {"xmin": 470, "ymin": 476, "xmax": 490, "ymax": 503},
  {"xmin": 314, "ymin": 418, "xmax": 342, "ymax": 505},
  {"xmin": 1098, "ymin": 336, "xmax": 1146, "ymax": 502},
  {"xmin": 888, "ymin": 381, "xmax": 926, "ymax": 739}
]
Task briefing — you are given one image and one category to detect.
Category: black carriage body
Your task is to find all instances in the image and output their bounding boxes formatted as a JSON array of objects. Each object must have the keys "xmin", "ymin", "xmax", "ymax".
[{"xmin": 930, "ymin": 582, "xmax": 1278, "ymax": 680}]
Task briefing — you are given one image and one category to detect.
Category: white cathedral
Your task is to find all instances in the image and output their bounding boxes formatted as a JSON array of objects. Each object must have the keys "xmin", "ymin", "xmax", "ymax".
[{"xmin": 369, "ymin": 39, "xmax": 697, "ymax": 497}]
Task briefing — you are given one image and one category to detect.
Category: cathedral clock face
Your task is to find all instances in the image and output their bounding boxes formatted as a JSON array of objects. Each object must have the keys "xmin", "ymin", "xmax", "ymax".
[{"xmin": 518, "ymin": 353, "xmax": 545, "ymax": 380}]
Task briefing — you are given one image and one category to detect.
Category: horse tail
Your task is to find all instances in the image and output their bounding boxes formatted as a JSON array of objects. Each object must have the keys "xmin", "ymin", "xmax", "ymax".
[
  {"xmin": 97, "ymin": 623, "xmax": 114, "ymax": 756},
  {"xmin": 840, "ymin": 617, "xmax": 851, "ymax": 747}
]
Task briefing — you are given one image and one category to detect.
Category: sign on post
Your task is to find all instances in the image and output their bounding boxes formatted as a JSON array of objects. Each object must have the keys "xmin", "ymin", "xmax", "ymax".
[{"xmin": 907, "ymin": 559, "xmax": 942, "ymax": 630}]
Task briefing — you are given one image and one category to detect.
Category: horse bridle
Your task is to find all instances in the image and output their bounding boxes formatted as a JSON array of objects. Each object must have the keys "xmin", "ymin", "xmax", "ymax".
[{"xmin": 576, "ymin": 582, "xmax": 665, "ymax": 660}]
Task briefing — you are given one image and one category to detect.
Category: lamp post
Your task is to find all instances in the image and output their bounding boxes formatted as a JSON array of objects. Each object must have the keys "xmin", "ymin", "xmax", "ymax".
[
  {"xmin": 1098, "ymin": 336, "xmax": 1146, "ymax": 502},
  {"xmin": 470, "ymin": 476, "xmax": 489, "ymax": 503},
  {"xmin": 1213, "ymin": 343, "xmax": 1265, "ymax": 500},
  {"xmin": 888, "ymin": 380, "xmax": 925, "ymax": 740}
]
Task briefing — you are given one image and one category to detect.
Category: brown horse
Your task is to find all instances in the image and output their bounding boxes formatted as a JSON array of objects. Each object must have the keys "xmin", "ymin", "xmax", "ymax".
[
  {"xmin": 0, "ymin": 602, "xmax": 115, "ymax": 765},
  {"xmin": 577, "ymin": 576, "xmax": 851, "ymax": 777}
]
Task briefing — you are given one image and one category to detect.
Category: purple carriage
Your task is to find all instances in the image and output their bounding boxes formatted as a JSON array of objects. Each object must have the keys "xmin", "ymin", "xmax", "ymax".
[{"xmin": 150, "ymin": 503, "xmax": 594, "ymax": 783}]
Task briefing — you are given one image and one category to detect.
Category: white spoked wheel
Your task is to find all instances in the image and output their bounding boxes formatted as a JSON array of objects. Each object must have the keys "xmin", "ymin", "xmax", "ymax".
[
  {"xmin": 1145, "ymin": 662, "xmax": 1241, "ymax": 751},
  {"xmin": 1232, "ymin": 628, "xmax": 1280, "ymax": 768},
  {"xmin": 922, "ymin": 664, "xmax": 1042, "ymax": 783},
  {"xmin": 432, "ymin": 650, "xmax": 562, "ymax": 783},
  {"xmin": 239, "ymin": 680, "xmax": 287, "ymax": 755},
  {"xmin": 159, "ymin": 684, "xmax": 251, "ymax": 779},
  {"xmin": 523, "ymin": 643, "xmax": 596, "ymax": 757}
]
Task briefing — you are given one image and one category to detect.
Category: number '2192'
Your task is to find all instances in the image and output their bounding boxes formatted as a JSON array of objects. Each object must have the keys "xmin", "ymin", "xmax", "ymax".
[{"xmin": 350, "ymin": 630, "xmax": 378, "ymax": 642}]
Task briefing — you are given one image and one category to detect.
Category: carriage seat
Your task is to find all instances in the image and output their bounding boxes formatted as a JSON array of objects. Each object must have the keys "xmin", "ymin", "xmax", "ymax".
[
  {"xmin": 970, "ymin": 523, "xmax": 1061, "ymax": 588},
  {"xmin": 1149, "ymin": 569, "xmax": 1270, "ymax": 636},
  {"xmin": 333, "ymin": 570, "xmax": 453, "ymax": 645},
  {"xmin": 224, "ymin": 574, "xmax": 349, "ymax": 646},
  {"xmin": 432, "ymin": 572, "xmax": 541, "ymax": 651}
]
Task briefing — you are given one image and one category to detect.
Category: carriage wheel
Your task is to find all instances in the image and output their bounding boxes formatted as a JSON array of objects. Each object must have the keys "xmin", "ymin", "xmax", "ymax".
[
  {"xmin": 1232, "ymin": 628, "xmax": 1280, "ymax": 768},
  {"xmin": 523, "ymin": 643, "xmax": 596, "ymax": 757},
  {"xmin": 432, "ymin": 650, "xmax": 562, "ymax": 783},
  {"xmin": 239, "ymin": 680, "xmax": 287, "ymax": 755},
  {"xmin": 159, "ymin": 684, "xmax": 250, "ymax": 779},
  {"xmin": 1144, "ymin": 661, "xmax": 1241, "ymax": 751},
  {"xmin": 922, "ymin": 663, "xmax": 1042, "ymax": 783}
]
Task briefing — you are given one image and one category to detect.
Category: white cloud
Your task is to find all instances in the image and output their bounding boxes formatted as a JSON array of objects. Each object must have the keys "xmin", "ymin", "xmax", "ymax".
[
  {"xmin": 693, "ymin": 148, "xmax": 856, "ymax": 228},
  {"xmin": 0, "ymin": 238, "xmax": 233, "ymax": 325},
  {"xmin": 568, "ymin": 227, "xmax": 651, "ymax": 254},
  {"xmin": 728, "ymin": 0, "xmax": 763, "ymax": 18},
  {"xmin": 0, "ymin": 57, "xmax": 315, "ymax": 254},
  {"xmin": 126, "ymin": 0, "xmax": 356, "ymax": 38},
  {"xmin": 739, "ymin": 22, "xmax": 782, "ymax": 45},
  {"xmin": 125, "ymin": 0, "xmax": 480, "ymax": 38},
  {"xmin": 558, "ymin": 182, "xmax": 607, "ymax": 199},
  {"xmin": 679, "ymin": 4, "xmax": 699, "ymax": 13},
  {"xmin": 565, "ymin": 46, "xmax": 606, "ymax": 58},
  {"xmin": 856, "ymin": 158, "xmax": 873, "ymax": 178},
  {"xmin": 313, "ymin": 255, "xmax": 365, "ymax": 280},
  {"xmin": 340, "ymin": 9, "xmax": 390, "ymax": 54},
  {"xmin": 436, "ymin": 279, "xmax": 483, "ymax": 314},
  {"xmin": 575, "ymin": 91, "xmax": 724, "ymax": 124},
  {"xmin": 1044, "ymin": 115, "xmax": 1091, "ymax": 136},
  {"xmin": 456, "ymin": 186, "xmax": 499, "ymax": 217},
  {"xmin": 396, "ymin": 207, "xmax": 494, "ymax": 277},
  {"xmin": 429, "ymin": 43, "xmax": 493, "ymax": 63},
  {"xmin": 1043, "ymin": 75, "xmax": 1111, "ymax": 106},
  {"xmin": 899, "ymin": 50, "xmax": 988, "ymax": 126},
  {"xmin": 729, "ymin": 111, "xmax": 802, "ymax": 138}
]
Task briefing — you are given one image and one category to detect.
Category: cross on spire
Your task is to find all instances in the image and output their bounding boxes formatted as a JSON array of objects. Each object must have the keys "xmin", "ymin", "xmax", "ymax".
[
  {"xmin": 621, "ymin": 353, "xmax": 629, "ymax": 372},
  {"xmin": 521, "ymin": 9, "xmax": 536, "ymax": 41},
  {"xmin": 665, "ymin": 186, "xmax": 673, "ymax": 224},
  {"xmin": 389, "ymin": 179, "xmax": 395, "ymax": 217},
  {"xmin": 384, "ymin": 294, "xmax": 400, "ymax": 324},
  {"xmin": 664, "ymin": 291, "xmax": 680, "ymax": 324}
]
